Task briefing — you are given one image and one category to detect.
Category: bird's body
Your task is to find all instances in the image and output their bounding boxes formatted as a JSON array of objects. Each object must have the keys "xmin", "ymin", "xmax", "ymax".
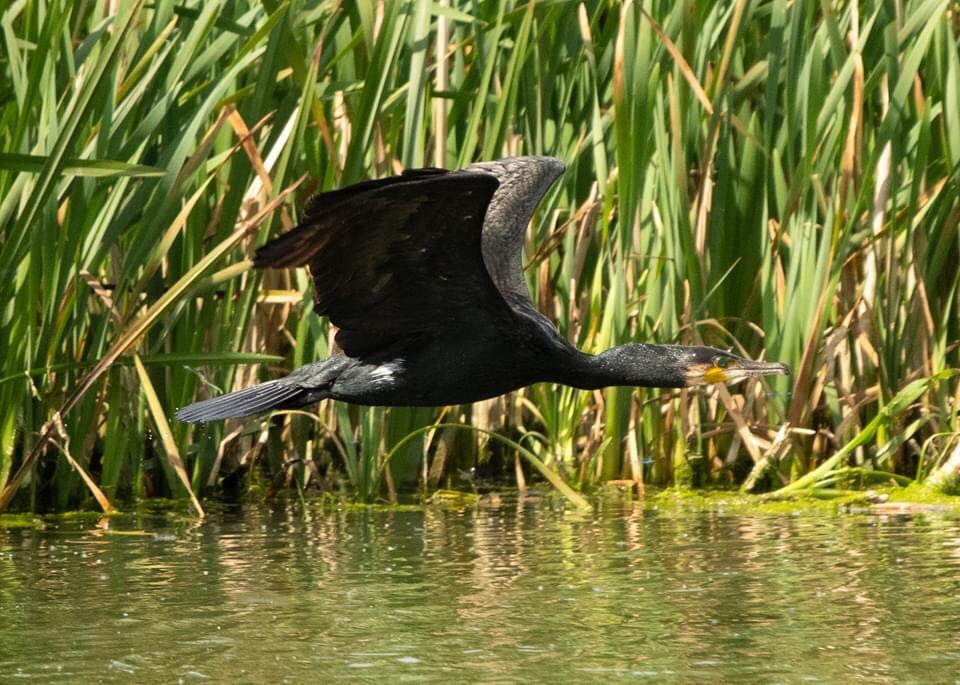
[
  {"xmin": 177, "ymin": 156, "xmax": 788, "ymax": 423},
  {"xmin": 283, "ymin": 328, "xmax": 545, "ymax": 407}
]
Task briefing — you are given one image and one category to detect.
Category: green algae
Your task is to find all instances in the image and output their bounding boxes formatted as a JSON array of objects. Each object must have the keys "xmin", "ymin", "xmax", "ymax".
[
  {"xmin": 644, "ymin": 486, "xmax": 960, "ymax": 516},
  {"xmin": 0, "ymin": 514, "xmax": 46, "ymax": 529},
  {"xmin": 645, "ymin": 488, "xmax": 851, "ymax": 515},
  {"xmin": 882, "ymin": 483, "xmax": 960, "ymax": 509},
  {"xmin": 4, "ymin": 484, "xmax": 957, "ymax": 523}
]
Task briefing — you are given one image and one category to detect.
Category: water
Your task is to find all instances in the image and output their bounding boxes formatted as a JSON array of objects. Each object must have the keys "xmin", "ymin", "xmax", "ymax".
[{"xmin": 2, "ymin": 496, "xmax": 959, "ymax": 683}]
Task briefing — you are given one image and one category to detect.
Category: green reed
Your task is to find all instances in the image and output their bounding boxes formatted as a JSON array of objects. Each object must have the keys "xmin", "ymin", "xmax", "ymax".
[{"xmin": 0, "ymin": 0, "xmax": 957, "ymax": 511}]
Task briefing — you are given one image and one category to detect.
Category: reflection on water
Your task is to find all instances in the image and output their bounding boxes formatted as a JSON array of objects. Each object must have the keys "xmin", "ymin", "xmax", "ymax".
[{"xmin": 2, "ymin": 498, "xmax": 959, "ymax": 683}]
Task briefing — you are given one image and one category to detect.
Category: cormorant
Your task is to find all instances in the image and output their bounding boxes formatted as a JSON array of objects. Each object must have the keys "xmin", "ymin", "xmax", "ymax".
[{"xmin": 176, "ymin": 156, "xmax": 789, "ymax": 423}]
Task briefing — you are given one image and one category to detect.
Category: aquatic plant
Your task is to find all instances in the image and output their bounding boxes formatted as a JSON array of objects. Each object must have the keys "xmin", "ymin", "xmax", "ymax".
[{"xmin": 0, "ymin": 0, "xmax": 957, "ymax": 511}]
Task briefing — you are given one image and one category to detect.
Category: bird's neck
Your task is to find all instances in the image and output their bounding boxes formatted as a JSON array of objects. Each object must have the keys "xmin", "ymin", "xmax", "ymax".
[{"xmin": 558, "ymin": 344, "xmax": 689, "ymax": 390}]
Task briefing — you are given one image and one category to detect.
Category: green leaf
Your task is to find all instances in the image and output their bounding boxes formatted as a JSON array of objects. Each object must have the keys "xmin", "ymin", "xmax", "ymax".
[{"xmin": 0, "ymin": 152, "xmax": 168, "ymax": 177}]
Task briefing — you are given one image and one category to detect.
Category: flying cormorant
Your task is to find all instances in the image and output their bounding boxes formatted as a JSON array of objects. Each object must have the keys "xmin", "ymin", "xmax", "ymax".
[{"xmin": 176, "ymin": 156, "xmax": 789, "ymax": 423}]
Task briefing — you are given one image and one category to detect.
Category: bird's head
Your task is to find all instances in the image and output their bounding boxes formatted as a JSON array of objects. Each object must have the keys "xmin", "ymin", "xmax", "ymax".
[
  {"xmin": 682, "ymin": 347, "xmax": 791, "ymax": 386},
  {"xmin": 587, "ymin": 344, "xmax": 791, "ymax": 389}
]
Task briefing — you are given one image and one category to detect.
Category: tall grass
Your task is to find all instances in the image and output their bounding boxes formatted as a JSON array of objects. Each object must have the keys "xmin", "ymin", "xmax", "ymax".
[{"xmin": 0, "ymin": 0, "xmax": 957, "ymax": 512}]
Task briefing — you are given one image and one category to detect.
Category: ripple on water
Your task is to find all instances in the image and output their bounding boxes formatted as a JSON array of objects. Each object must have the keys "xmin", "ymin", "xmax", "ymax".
[{"xmin": 1, "ymin": 502, "xmax": 959, "ymax": 682}]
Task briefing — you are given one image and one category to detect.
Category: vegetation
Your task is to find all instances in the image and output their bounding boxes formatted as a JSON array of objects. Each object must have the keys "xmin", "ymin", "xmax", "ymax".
[{"xmin": 0, "ymin": 0, "xmax": 957, "ymax": 513}]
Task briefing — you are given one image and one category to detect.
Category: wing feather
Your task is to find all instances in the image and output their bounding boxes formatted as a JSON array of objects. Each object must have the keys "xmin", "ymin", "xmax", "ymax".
[
  {"xmin": 253, "ymin": 171, "xmax": 508, "ymax": 357},
  {"xmin": 467, "ymin": 156, "xmax": 565, "ymax": 304}
]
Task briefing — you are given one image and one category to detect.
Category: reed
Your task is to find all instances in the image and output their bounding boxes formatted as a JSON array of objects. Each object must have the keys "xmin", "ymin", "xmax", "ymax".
[{"xmin": 0, "ymin": 0, "xmax": 956, "ymax": 511}]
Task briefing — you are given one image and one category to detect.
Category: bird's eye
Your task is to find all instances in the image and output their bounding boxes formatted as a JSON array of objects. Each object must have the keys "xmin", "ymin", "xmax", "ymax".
[{"xmin": 713, "ymin": 356, "xmax": 730, "ymax": 369}]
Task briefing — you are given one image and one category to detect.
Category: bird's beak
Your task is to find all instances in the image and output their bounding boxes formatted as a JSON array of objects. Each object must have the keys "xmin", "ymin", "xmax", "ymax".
[
  {"xmin": 737, "ymin": 359, "xmax": 791, "ymax": 377},
  {"xmin": 687, "ymin": 358, "xmax": 792, "ymax": 386},
  {"xmin": 716, "ymin": 359, "xmax": 791, "ymax": 385}
]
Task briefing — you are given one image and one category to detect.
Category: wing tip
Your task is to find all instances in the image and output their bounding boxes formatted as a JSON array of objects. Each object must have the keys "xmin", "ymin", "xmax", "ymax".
[
  {"xmin": 253, "ymin": 169, "xmax": 461, "ymax": 270},
  {"xmin": 466, "ymin": 155, "xmax": 566, "ymax": 184}
]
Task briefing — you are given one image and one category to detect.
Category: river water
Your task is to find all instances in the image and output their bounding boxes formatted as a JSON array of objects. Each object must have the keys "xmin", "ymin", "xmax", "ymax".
[{"xmin": 2, "ymin": 496, "xmax": 959, "ymax": 683}]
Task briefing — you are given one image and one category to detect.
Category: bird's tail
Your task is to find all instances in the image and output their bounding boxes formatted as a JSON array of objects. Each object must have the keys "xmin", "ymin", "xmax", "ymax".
[{"xmin": 175, "ymin": 380, "xmax": 309, "ymax": 423}]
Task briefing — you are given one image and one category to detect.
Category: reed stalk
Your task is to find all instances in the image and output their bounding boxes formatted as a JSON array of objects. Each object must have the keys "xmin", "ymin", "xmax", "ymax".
[{"xmin": 0, "ymin": 0, "xmax": 956, "ymax": 511}]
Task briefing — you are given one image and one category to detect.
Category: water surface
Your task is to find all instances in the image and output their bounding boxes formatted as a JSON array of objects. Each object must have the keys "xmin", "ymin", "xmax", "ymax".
[{"xmin": 2, "ymin": 496, "xmax": 959, "ymax": 683}]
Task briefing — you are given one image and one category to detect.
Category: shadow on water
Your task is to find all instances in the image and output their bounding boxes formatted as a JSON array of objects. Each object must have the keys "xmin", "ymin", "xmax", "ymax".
[{"xmin": 2, "ymin": 497, "xmax": 960, "ymax": 682}]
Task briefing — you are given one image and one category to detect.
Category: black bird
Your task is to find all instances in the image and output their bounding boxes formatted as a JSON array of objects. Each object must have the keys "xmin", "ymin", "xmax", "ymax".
[{"xmin": 176, "ymin": 156, "xmax": 789, "ymax": 423}]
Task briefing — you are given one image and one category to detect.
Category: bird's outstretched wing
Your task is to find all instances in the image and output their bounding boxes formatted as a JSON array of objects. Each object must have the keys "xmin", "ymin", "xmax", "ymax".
[
  {"xmin": 253, "ymin": 169, "xmax": 508, "ymax": 358},
  {"xmin": 467, "ymin": 157, "xmax": 565, "ymax": 307}
]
